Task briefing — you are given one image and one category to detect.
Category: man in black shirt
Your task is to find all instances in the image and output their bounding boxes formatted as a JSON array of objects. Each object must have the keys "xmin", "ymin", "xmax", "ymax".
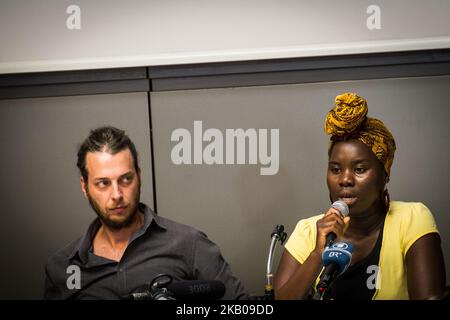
[{"xmin": 44, "ymin": 126, "xmax": 248, "ymax": 300}]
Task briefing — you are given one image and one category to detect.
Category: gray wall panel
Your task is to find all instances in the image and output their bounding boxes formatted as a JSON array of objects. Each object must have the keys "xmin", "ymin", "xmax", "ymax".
[
  {"xmin": 151, "ymin": 76, "xmax": 450, "ymax": 295},
  {"xmin": 0, "ymin": 92, "xmax": 153, "ymax": 298}
]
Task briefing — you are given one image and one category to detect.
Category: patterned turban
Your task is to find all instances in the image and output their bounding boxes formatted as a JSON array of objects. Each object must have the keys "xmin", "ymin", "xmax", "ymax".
[{"xmin": 324, "ymin": 92, "xmax": 396, "ymax": 176}]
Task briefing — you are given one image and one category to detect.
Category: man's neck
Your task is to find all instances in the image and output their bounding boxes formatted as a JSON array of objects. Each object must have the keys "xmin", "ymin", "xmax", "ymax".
[{"xmin": 97, "ymin": 211, "xmax": 144, "ymax": 251}]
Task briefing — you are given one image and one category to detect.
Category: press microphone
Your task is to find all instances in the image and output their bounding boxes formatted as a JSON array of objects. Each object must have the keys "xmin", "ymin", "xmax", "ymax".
[
  {"xmin": 325, "ymin": 200, "xmax": 349, "ymax": 248},
  {"xmin": 314, "ymin": 241, "xmax": 353, "ymax": 300},
  {"xmin": 167, "ymin": 280, "xmax": 225, "ymax": 300},
  {"xmin": 124, "ymin": 280, "xmax": 226, "ymax": 300}
]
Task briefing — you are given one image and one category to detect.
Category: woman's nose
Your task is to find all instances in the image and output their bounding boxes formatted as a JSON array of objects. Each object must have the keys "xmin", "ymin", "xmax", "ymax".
[{"xmin": 339, "ymin": 169, "xmax": 355, "ymax": 187}]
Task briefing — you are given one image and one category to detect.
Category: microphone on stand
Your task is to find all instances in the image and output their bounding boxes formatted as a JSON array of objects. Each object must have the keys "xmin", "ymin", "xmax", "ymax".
[
  {"xmin": 313, "ymin": 241, "xmax": 353, "ymax": 300},
  {"xmin": 166, "ymin": 280, "xmax": 225, "ymax": 300},
  {"xmin": 124, "ymin": 279, "xmax": 226, "ymax": 300}
]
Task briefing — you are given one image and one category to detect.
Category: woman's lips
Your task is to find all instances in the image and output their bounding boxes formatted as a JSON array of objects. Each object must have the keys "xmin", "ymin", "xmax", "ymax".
[{"xmin": 339, "ymin": 197, "xmax": 357, "ymax": 206}]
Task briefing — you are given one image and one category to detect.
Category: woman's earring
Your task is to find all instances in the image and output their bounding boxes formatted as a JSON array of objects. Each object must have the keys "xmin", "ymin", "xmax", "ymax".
[{"xmin": 383, "ymin": 189, "xmax": 390, "ymax": 211}]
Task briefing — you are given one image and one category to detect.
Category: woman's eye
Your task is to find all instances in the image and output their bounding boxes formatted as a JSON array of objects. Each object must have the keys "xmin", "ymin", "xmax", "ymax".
[
  {"xmin": 330, "ymin": 167, "xmax": 340, "ymax": 174},
  {"xmin": 355, "ymin": 167, "xmax": 366, "ymax": 174}
]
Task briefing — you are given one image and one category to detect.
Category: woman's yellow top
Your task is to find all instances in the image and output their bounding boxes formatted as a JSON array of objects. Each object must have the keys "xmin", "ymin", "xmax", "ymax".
[{"xmin": 284, "ymin": 201, "xmax": 439, "ymax": 299}]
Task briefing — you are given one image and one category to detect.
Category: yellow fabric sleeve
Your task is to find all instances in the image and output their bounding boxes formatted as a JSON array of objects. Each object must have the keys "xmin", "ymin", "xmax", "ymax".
[
  {"xmin": 284, "ymin": 215, "xmax": 322, "ymax": 264},
  {"xmin": 374, "ymin": 201, "xmax": 440, "ymax": 300},
  {"xmin": 400, "ymin": 202, "xmax": 439, "ymax": 255}
]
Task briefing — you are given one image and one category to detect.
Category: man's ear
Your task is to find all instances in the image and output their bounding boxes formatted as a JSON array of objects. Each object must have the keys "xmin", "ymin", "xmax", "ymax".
[{"xmin": 80, "ymin": 176, "xmax": 88, "ymax": 198}]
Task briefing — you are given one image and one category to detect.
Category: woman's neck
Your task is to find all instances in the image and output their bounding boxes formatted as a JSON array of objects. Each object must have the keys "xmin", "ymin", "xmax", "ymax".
[{"xmin": 346, "ymin": 203, "xmax": 385, "ymax": 239}]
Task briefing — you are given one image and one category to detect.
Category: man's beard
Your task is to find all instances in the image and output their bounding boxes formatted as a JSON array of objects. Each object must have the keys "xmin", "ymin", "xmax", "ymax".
[{"xmin": 86, "ymin": 184, "xmax": 141, "ymax": 231}]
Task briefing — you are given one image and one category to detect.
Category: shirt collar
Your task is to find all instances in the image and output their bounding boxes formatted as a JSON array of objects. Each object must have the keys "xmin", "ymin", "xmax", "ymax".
[{"xmin": 69, "ymin": 203, "xmax": 165, "ymax": 264}]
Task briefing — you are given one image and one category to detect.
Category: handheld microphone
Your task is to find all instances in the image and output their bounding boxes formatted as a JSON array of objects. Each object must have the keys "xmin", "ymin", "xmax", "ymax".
[
  {"xmin": 124, "ymin": 280, "xmax": 226, "ymax": 300},
  {"xmin": 325, "ymin": 200, "xmax": 349, "ymax": 248},
  {"xmin": 314, "ymin": 241, "xmax": 353, "ymax": 300}
]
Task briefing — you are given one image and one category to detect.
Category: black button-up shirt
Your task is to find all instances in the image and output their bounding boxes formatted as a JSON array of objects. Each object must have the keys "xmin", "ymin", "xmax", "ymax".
[{"xmin": 44, "ymin": 203, "xmax": 248, "ymax": 300}]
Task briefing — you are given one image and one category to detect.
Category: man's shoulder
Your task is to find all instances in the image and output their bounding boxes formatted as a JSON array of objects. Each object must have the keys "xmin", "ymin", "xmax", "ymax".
[
  {"xmin": 142, "ymin": 203, "xmax": 204, "ymax": 238},
  {"xmin": 154, "ymin": 214, "xmax": 205, "ymax": 238},
  {"xmin": 46, "ymin": 237, "xmax": 83, "ymax": 268}
]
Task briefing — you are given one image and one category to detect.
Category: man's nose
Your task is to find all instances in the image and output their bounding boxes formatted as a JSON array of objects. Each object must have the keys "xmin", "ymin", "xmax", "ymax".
[{"xmin": 110, "ymin": 182, "xmax": 123, "ymax": 201}]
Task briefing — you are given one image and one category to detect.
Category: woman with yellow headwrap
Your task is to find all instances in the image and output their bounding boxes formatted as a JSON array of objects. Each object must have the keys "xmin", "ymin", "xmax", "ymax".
[{"xmin": 274, "ymin": 93, "xmax": 446, "ymax": 300}]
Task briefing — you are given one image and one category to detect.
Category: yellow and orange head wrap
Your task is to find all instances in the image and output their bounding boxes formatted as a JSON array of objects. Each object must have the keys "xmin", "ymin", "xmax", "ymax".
[{"xmin": 324, "ymin": 92, "xmax": 396, "ymax": 177}]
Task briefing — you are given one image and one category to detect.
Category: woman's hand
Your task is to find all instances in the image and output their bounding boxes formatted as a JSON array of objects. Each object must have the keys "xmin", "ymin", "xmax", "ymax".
[{"xmin": 313, "ymin": 208, "xmax": 350, "ymax": 254}]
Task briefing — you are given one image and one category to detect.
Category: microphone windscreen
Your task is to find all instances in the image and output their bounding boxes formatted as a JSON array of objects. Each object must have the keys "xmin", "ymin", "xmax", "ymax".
[
  {"xmin": 322, "ymin": 241, "xmax": 353, "ymax": 275},
  {"xmin": 331, "ymin": 200, "xmax": 349, "ymax": 217},
  {"xmin": 167, "ymin": 280, "xmax": 226, "ymax": 300}
]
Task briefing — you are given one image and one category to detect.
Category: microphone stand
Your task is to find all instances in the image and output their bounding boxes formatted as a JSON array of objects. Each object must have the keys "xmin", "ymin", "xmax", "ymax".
[
  {"xmin": 149, "ymin": 287, "xmax": 177, "ymax": 300},
  {"xmin": 312, "ymin": 250, "xmax": 345, "ymax": 300},
  {"xmin": 123, "ymin": 274, "xmax": 177, "ymax": 300},
  {"xmin": 312, "ymin": 288, "xmax": 324, "ymax": 300},
  {"xmin": 149, "ymin": 274, "xmax": 177, "ymax": 300},
  {"xmin": 264, "ymin": 225, "xmax": 287, "ymax": 300},
  {"xmin": 313, "ymin": 269, "xmax": 334, "ymax": 301}
]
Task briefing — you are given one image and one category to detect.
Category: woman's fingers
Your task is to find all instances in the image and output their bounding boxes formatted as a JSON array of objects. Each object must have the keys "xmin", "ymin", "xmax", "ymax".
[{"xmin": 315, "ymin": 210, "xmax": 350, "ymax": 252}]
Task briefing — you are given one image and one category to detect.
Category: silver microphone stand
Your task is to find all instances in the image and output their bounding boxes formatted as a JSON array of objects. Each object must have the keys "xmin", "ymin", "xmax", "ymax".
[{"xmin": 264, "ymin": 225, "xmax": 287, "ymax": 300}]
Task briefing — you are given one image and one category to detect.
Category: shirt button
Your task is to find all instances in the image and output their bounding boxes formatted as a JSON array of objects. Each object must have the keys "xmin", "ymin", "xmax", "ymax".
[{"xmin": 119, "ymin": 268, "xmax": 123, "ymax": 272}]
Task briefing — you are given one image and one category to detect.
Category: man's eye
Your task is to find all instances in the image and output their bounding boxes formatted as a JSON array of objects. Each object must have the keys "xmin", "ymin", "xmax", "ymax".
[
  {"xmin": 96, "ymin": 181, "xmax": 109, "ymax": 188},
  {"xmin": 121, "ymin": 176, "xmax": 133, "ymax": 184}
]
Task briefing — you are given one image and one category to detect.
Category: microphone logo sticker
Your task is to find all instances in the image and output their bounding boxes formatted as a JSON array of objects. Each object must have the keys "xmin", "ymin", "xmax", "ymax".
[
  {"xmin": 331, "ymin": 242, "xmax": 349, "ymax": 250},
  {"xmin": 328, "ymin": 251, "xmax": 342, "ymax": 258}
]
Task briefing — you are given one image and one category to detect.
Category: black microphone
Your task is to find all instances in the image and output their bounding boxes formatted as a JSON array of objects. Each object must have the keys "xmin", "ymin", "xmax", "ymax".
[
  {"xmin": 314, "ymin": 241, "xmax": 353, "ymax": 300},
  {"xmin": 167, "ymin": 280, "xmax": 225, "ymax": 300},
  {"xmin": 325, "ymin": 200, "xmax": 349, "ymax": 248},
  {"xmin": 124, "ymin": 280, "xmax": 226, "ymax": 300}
]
